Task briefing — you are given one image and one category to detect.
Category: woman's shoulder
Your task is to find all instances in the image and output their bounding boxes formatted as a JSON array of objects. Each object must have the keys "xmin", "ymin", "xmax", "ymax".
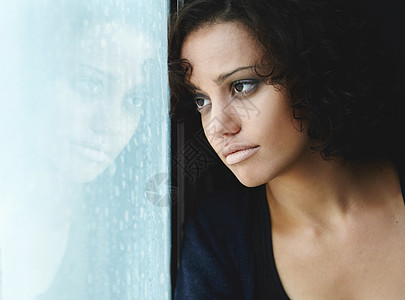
[
  {"xmin": 194, "ymin": 185, "xmax": 251, "ymax": 221},
  {"xmin": 188, "ymin": 184, "xmax": 268, "ymax": 241},
  {"xmin": 182, "ymin": 186, "xmax": 251, "ymax": 256},
  {"xmin": 175, "ymin": 185, "xmax": 263, "ymax": 300}
]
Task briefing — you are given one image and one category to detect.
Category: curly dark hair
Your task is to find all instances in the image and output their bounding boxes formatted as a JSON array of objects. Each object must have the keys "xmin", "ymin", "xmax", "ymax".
[{"xmin": 169, "ymin": 0, "xmax": 404, "ymax": 163}]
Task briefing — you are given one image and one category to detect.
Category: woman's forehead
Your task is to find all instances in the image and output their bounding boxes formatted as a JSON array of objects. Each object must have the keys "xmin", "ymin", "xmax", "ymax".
[
  {"xmin": 180, "ymin": 22, "xmax": 265, "ymax": 83},
  {"xmin": 181, "ymin": 21, "xmax": 261, "ymax": 56}
]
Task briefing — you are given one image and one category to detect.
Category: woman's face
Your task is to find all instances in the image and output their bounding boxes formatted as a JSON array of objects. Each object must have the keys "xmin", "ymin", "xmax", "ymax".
[
  {"xmin": 41, "ymin": 24, "xmax": 155, "ymax": 182},
  {"xmin": 181, "ymin": 22, "xmax": 311, "ymax": 187}
]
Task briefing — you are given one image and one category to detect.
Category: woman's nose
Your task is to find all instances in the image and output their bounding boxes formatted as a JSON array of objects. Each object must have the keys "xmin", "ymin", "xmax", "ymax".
[
  {"xmin": 89, "ymin": 99, "xmax": 122, "ymax": 135},
  {"xmin": 204, "ymin": 99, "xmax": 241, "ymax": 146}
]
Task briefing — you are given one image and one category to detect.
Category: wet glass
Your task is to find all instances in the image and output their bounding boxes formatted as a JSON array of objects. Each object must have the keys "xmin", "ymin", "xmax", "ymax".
[{"xmin": 0, "ymin": 0, "xmax": 170, "ymax": 299}]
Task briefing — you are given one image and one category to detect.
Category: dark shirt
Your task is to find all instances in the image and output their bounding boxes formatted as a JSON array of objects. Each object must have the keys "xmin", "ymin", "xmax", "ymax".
[{"xmin": 174, "ymin": 167, "xmax": 405, "ymax": 299}]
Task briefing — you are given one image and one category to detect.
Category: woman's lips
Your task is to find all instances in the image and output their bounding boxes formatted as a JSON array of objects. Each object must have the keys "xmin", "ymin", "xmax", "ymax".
[
  {"xmin": 70, "ymin": 142, "xmax": 112, "ymax": 163},
  {"xmin": 222, "ymin": 144, "xmax": 259, "ymax": 165}
]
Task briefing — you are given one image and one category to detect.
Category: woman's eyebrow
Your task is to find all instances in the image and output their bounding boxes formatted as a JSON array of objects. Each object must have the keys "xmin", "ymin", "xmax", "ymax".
[
  {"xmin": 77, "ymin": 63, "xmax": 117, "ymax": 82},
  {"xmin": 192, "ymin": 92, "xmax": 208, "ymax": 99},
  {"xmin": 188, "ymin": 65, "xmax": 257, "ymax": 93},
  {"xmin": 214, "ymin": 65, "xmax": 256, "ymax": 85}
]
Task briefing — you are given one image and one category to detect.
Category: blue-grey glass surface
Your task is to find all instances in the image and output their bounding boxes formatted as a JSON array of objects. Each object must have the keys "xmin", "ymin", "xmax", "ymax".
[{"xmin": 0, "ymin": 1, "xmax": 170, "ymax": 299}]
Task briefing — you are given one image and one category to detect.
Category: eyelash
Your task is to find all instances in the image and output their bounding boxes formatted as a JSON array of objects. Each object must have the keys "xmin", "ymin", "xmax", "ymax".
[
  {"xmin": 194, "ymin": 97, "xmax": 211, "ymax": 111},
  {"xmin": 194, "ymin": 79, "xmax": 260, "ymax": 111},
  {"xmin": 231, "ymin": 79, "xmax": 259, "ymax": 97}
]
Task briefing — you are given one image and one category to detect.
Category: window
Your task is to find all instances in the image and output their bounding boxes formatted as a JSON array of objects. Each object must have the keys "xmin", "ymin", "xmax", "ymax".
[{"xmin": 0, "ymin": 1, "xmax": 170, "ymax": 299}]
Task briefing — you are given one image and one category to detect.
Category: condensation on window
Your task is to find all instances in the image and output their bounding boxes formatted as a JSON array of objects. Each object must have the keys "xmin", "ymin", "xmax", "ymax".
[{"xmin": 0, "ymin": 1, "xmax": 170, "ymax": 299}]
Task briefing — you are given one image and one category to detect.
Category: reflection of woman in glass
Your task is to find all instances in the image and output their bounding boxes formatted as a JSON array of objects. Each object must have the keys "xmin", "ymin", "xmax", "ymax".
[
  {"xmin": 1, "ymin": 2, "xmax": 163, "ymax": 299},
  {"xmin": 169, "ymin": 0, "xmax": 405, "ymax": 298},
  {"xmin": 38, "ymin": 19, "xmax": 154, "ymax": 184}
]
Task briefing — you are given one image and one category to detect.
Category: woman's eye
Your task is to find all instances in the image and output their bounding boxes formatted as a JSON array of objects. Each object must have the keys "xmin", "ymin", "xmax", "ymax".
[
  {"xmin": 231, "ymin": 80, "xmax": 258, "ymax": 96},
  {"xmin": 194, "ymin": 98, "xmax": 211, "ymax": 110},
  {"xmin": 124, "ymin": 93, "xmax": 142, "ymax": 108},
  {"xmin": 73, "ymin": 77, "xmax": 104, "ymax": 97}
]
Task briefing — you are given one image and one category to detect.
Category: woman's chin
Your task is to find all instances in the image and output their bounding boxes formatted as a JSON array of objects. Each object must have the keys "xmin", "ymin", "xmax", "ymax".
[
  {"xmin": 231, "ymin": 168, "xmax": 268, "ymax": 188},
  {"xmin": 50, "ymin": 157, "xmax": 111, "ymax": 183},
  {"xmin": 237, "ymin": 178, "xmax": 265, "ymax": 188}
]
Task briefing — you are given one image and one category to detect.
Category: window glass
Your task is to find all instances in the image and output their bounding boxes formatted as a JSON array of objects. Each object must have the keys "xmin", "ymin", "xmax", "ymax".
[{"xmin": 0, "ymin": 1, "xmax": 170, "ymax": 299}]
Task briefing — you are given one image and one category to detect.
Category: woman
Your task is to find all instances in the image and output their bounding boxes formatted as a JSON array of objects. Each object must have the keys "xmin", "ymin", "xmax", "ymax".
[{"xmin": 169, "ymin": 0, "xmax": 405, "ymax": 299}]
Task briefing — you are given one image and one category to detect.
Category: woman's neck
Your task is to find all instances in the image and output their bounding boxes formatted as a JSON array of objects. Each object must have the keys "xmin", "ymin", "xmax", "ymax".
[{"xmin": 266, "ymin": 154, "xmax": 400, "ymax": 231}]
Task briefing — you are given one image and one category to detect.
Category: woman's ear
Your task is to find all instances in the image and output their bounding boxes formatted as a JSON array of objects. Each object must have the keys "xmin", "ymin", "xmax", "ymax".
[{"xmin": 292, "ymin": 106, "xmax": 306, "ymax": 132}]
